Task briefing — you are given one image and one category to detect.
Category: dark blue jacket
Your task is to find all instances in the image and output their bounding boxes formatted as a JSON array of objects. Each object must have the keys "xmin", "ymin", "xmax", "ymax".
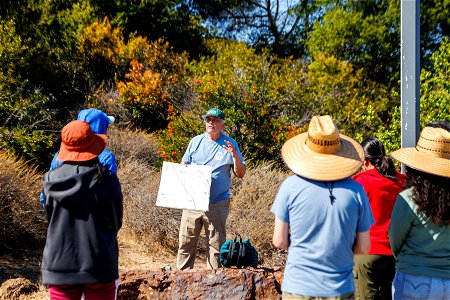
[{"xmin": 41, "ymin": 161, "xmax": 122, "ymax": 285}]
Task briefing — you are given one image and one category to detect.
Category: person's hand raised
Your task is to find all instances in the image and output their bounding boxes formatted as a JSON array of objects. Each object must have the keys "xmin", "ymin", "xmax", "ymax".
[{"xmin": 223, "ymin": 141, "xmax": 237, "ymax": 158}]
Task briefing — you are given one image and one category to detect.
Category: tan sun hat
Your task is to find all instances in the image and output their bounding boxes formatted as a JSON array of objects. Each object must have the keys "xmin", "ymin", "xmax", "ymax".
[
  {"xmin": 390, "ymin": 126, "xmax": 450, "ymax": 178},
  {"xmin": 281, "ymin": 115, "xmax": 364, "ymax": 181}
]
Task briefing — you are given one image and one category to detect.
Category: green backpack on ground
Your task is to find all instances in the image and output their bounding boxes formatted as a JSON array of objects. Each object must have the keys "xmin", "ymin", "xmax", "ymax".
[{"xmin": 219, "ymin": 234, "xmax": 258, "ymax": 268}]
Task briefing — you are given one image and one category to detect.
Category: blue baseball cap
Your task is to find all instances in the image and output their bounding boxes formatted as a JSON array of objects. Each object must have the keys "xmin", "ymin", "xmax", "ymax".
[{"xmin": 77, "ymin": 108, "xmax": 114, "ymax": 135}]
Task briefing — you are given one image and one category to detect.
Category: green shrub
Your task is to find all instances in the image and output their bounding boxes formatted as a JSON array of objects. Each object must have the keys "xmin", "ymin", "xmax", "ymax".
[
  {"xmin": 157, "ymin": 106, "xmax": 204, "ymax": 162},
  {"xmin": 160, "ymin": 40, "xmax": 304, "ymax": 165},
  {"xmin": 420, "ymin": 37, "xmax": 450, "ymax": 124},
  {"xmin": 115, "ymin": 35, "xmax": 193, "ymax": 130},
  {"xmin": 0, "ymin": 85, "xmax": 58, "ymax": 169}
]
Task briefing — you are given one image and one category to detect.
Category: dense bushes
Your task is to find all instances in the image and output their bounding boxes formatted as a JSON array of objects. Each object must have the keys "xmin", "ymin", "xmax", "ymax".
[
  {"xmin": 420, "ymin": 37, "xmax": 450, "ymax": 124},
  {"xmin": 158, "ymin": 40, "xmax": 400, "ymax": 164},
  {"xmin": 2, "ymin": 6, "xmax": 449, "ymax": 169}
]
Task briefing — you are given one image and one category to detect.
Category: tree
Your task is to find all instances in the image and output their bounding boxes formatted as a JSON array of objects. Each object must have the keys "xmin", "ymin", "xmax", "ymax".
[
  {"xmin": 0, "ymin": 19, "xmax": 56, "ymax": 167},
  {"xmin": 307, "ymin": 1, "xmax": 400, "ymax": 87},
  {"xmin": 420, "ymin": 0, "xmax": 450, "ymax": 69},
  {"xmin": 91, "ymin": 0, "xmax": 209, "ymax": 58},
  {"xmin": 420, "ymin": 37, "xmax": 450, "ymax": 124},
  {"xmin": 307, "ymin": 0, "xmax": 450, "ymax": 88},
  {"xmin": 189, "ymin": 0, "xmax": 322, "ymax": 58},
  {"xmin": 375, "ymin": 38, "xmax": 450, "ymax": 154}
]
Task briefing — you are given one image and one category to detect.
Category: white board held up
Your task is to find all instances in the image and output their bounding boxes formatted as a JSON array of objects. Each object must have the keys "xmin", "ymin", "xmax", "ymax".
[{"xmin": 156, "ymin": 162, "xmax": 212, "ymax": 212}]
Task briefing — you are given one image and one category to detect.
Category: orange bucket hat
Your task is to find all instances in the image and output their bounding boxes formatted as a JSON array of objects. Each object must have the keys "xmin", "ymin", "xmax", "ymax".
[
  {"xmin": 391, "ymin": 126, "xmax": 450, "ymax": 178},
  {"xmin": 57, "ymin": 120, "xmax": 106, "ymax": 162},
  {"xmin": 281, "ymin": 115, "xmax": 364, "ymax": 181}
]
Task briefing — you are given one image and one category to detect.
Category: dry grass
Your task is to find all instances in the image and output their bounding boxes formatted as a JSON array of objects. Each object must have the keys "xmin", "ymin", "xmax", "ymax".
[
  {"xmin": 107, "ymin": 126, "xmax": 160, "ymax": 168},
  {"xmin": 117, "ymin": 230, "xmax": 176, "ymax": 271},
  {"xmin": 118, "ymin": 159, "xmax": 182, "ymax": 254},
  {"xmin": 228, "ymin": 162, "xmax": 290, "ymax": 267},
  {"xmin": 0, "ymin": 151, "xmax": 47, "ymax": 255},
  {"xmin": 107, "ymin": 127, "xmax": 182, "ymax": 255}
]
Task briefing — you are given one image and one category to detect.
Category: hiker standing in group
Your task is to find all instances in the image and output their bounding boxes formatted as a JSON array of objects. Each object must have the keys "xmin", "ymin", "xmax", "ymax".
[
  {"xmin": 271, "ymin": 115, "xmax": 374, "ymax": 299},
  {"xmin": 40, "ymin": 108, "xmax": 117, "ymax": 207},
  {"xmin": 177, "ymin": 108, "xmax": 246, "ymax": 270},
  {"xmin": 352, "ymin": 137, "xmax": 405, "ymax": 300},
  {"xmin": 41, "ymin": 120, "xmax": 123, "ymax": 300},
  {"xmin": 389, "ymin": 121, "xmax": 450, "ymax": 300}
]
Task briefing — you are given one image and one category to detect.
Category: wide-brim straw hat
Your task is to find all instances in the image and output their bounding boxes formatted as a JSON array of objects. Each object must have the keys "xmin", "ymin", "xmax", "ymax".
[
  {"xmin": 57, "ymin": 120, "xmax": 106, "ymax": 162},
  {"xmin": 281, "ymin": 115, "xmax": 364, "ymax": 181},
  {"xmin": 391, "ymin": 126, "xmax": 450, "ymax": 178}
]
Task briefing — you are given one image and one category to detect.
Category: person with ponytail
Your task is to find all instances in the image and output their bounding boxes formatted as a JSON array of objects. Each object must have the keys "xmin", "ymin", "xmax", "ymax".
[{"xmin": 352, "ymin": 137, "xmax": 405, "ymax": 300}]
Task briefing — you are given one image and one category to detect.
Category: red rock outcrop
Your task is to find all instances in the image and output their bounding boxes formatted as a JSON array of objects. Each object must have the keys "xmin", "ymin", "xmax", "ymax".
[
  {"xmin": 0, "ymin": 267, "xmax": 283, "ymax": 299},
  {"xmin": 118, "ymin": 267, "xmax": 283, "ymax": 300},
  {"xmin": 0, "ymin": 278, "xmax": 38, "ymax": 300}
]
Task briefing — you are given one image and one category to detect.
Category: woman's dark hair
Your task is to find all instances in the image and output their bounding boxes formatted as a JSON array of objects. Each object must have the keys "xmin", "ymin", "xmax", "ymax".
[
  {"xmin": 361, "ymin": 137, "xmax": 399, "ymax": 182},
  {"xmin": 405, "ymin": 167, "xmax": 449, "ymax": 226},
  {"xmin": 425, "ymin": 120, "xmax": 450, "ymax": 131}
]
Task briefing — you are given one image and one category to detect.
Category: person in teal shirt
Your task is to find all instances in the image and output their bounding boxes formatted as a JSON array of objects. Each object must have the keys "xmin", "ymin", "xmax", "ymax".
[{"xmin": 389, "ymin": 121, "xmax": 450, "ymax": 300}]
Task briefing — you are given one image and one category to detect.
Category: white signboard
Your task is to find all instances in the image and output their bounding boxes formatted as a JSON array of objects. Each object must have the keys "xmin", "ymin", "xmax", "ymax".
[{"xmin": 156, "ymin": 162, "xmax": 212, "ymax": 211}]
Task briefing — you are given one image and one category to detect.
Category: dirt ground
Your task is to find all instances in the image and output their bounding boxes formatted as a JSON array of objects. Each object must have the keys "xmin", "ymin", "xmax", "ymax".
[{"xmin": 0, "ymin": 230, "xmax": 206, "ymax": 299}]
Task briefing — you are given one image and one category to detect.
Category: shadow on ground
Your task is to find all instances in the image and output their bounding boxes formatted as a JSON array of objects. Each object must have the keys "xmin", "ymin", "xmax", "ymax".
[{"xmin": 0, "ymin": 250, "xmax": 42, "ymax": 285}]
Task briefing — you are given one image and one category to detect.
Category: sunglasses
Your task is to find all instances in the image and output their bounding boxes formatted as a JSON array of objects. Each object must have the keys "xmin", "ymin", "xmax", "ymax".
[{"xmin": 204, "ymin": 117, "xmax": 222, "ymax": 124}]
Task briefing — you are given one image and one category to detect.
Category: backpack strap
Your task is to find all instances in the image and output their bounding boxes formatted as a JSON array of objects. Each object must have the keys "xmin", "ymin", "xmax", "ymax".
[
  {"xmin": 237, "ymin": 242, "xmax": 246, "ymax": 266},
  {"xmin": 227, "ymin": 234, "xmax": 245, "ymax": 267},
  {"xmin": 227, "ymin": 240, "xmax": 236, "ymax": 262},
  {"xmin": 234, "ymin": 234, "xmax": 242, "ymax": 243}
]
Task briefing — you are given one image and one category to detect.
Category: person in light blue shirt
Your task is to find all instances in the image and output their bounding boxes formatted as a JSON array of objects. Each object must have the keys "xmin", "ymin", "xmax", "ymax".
[
  {"xmin": 271, "ymin": 115, "xmax": 374, "ymax": 299},
  {"xmin": 177, "ymin": 108, "xmax": 246, "ymax": 270},
  {"xmin": 39, "ymin": 108, "xmax": 117, "ymax": 207}
]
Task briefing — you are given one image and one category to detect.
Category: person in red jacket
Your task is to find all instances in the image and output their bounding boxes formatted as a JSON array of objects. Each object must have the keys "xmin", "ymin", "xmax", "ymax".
[{"xmin": 352, "ymin": 137, "xmax": 405, "ymax": 300}]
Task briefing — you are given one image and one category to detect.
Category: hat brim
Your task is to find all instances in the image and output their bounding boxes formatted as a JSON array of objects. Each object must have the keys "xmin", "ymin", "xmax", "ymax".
[
  {"xmin": 281, "ymin": 133, "xmax": 364, "ymax": 181},
  {"xmin": 201, "ymin": 115, "xmax": 224, "ymax": 120},
  {"xmin": 390, "ymin": 148, "xmax": 450, "ymax": 178},
  {"xmin": 57, "ymin": 134, "xmax": 106, "ymax": 162}
]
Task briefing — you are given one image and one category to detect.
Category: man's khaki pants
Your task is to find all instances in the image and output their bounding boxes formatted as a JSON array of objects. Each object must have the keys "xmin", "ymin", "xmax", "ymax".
[{"xmin": 176, "ymin": 199, "xmax": 230, "ymax": 270}]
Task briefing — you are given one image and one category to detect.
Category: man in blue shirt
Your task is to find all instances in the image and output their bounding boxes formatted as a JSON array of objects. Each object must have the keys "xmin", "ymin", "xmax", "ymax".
[
  {"xmin": 271, "ymin": 115, "xmax": 374, "ymax": 298},
  {"xmin": 177, "ymin": 108, "xmax": 246, "ymax": 269}
]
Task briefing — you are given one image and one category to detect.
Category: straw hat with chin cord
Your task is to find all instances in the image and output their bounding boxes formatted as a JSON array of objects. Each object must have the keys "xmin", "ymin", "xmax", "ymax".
[
  {"xmin": 281, "ymin": 115, "xmax": 364, "ymax": 181},
  {"xmin": 390, "ymin": 126, "xmax": 450, "ymax": 178}
]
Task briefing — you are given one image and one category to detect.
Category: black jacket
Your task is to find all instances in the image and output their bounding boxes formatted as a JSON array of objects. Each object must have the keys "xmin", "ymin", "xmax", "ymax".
[{"xmin": 41, "ymin": 161, "xmax": 123, "ymax": 285}]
